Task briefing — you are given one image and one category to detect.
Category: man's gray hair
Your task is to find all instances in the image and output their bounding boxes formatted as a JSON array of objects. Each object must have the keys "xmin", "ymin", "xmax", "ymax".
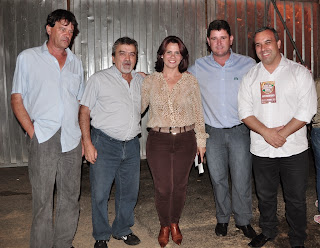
[{"xmin": 112, "ymin": 37, "xmax": 138, "ymax": 61}]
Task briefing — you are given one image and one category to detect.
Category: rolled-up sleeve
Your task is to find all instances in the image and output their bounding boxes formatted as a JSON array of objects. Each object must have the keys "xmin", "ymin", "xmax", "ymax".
[
  {"xmin": 293, "ymin": 67, "xmax": 317, "ymax": 123},
  {"xmin": 238, "ymin": 73, "xmax": 254, "ymax": 121},
  {"xmin": 12, "ymin": 53, "xmax": 27, "ymax": 97}
]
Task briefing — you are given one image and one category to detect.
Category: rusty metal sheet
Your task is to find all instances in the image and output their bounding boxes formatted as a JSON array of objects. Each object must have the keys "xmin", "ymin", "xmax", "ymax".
[{"xmin": 0, "ymin": 0, "xmax": 319, "ymax": 166}]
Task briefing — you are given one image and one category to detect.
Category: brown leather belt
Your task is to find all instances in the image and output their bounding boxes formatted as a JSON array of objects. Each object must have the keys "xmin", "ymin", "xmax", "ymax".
[{"xmin": 151, "ymin": 124, "xmax": 195, "ymax": 135}]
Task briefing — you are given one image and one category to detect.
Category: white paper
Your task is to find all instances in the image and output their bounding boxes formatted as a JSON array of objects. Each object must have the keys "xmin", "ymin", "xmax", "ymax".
[{"xmin": 194, "ymin": 154, "xmax": 204, "ymax": 174}]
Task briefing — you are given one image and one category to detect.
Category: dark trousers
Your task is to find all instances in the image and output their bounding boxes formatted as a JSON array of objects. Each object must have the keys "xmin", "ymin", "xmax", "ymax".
[
  {"xmin": 28, "ymin": 130, "xmax": 82, "ymax": 248},
  {"xmin": 252, "ymin": 150, "xmax": 308, "ymax": 247},
  {"xmin": 146, "ymin": 130, "xmax": 197, "ymax": 227}
]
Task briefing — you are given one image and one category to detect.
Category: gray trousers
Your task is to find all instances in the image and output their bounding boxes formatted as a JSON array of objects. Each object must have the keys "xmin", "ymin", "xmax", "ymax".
[{"xmin": 28, "ymin": 130, "xmax": 82, "ymax": 248}]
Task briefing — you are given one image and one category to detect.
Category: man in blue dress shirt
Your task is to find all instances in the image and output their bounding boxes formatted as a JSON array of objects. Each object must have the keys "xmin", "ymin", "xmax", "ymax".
[
  {"xmin": 11, "ymin": 9, "xmax": 84, "ymax": 248},
  {"xmin": 188, "ymin": 20, "xmax": 257, "ymax": 239}
]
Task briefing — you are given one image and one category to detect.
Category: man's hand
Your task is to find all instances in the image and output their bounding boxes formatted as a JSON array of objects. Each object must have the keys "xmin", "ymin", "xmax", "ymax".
[
  {"xmin": 137, "ymin": 71, "xmax": 147, "ymax": 78},
  {"xmin": 84, "ymin": 142, "xmax": 98, "ymax": 164},
  {"xmin": 242, "ymin": 116, "xmax": 287, "ymax": 148},
  {"xmin": 261, "ymin": 126, "xmax": 286, "ymax": 148},
  {"xmin": 79, "ymin": 105, "xmax": 98, "ymax": 163}
]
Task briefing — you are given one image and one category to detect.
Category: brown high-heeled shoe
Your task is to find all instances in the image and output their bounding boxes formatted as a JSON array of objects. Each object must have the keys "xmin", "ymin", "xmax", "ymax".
[
  {"xmin": 158, "ymin": 226, "xmax": 170, "ymax": 247},
  {"xmin": 170, "ymin": 223, "xmax": 182, "ymax": 245}
]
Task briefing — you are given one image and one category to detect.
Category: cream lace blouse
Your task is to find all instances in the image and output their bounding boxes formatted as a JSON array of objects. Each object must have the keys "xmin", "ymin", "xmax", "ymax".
[{"xmin": 141, "ymin": 72, "xmax": 208, "ymax": 147}]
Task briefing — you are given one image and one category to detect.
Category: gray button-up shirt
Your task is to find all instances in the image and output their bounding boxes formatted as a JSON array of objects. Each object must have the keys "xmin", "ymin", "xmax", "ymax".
[{"xmin": 80, "ymin": 66, "xmax": 143, "ymax": 141}]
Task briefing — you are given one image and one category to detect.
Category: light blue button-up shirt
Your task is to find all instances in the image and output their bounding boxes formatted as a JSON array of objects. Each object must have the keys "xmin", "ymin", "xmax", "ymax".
[
  {"xmin": 188, "ymin": 50, "xmax": 256, "ymax": 128},
  {"xmin": 12, "ymin": 42, "xmax": 84, "ymax": 152}
]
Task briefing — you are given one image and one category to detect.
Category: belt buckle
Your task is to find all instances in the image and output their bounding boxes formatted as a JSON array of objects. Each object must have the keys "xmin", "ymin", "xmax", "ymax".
[{"xmin": 169, "ymin": 127, "xmax": 177, "ymax": 135}]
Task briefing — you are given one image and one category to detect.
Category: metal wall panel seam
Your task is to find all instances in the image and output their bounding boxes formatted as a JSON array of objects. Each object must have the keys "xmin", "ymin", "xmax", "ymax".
[
  {"xmin": 245, "ymin": 0, "xmax": 248, "ymax": 56},
  {"xmin": 310, "ymin": 3, "xmax": 314, "ymax": 74},
  {"xmin": 7, "ymin": 0, "xmax": 20, "ymax": 164},
  {"xmin": 302, "ymin": 2, "xmax": 305, "ymax": 62},
  {"xmin": 87, "ymin": 0, "xmax": 95, "ymax": 78},
  {"xmin": 283, "ymin": 1, "xmax": 287, "ymax": 58},
  {"xmin": 235, "ymin": 0, "xmax": 238, "ymax": 54},
  {"xmin": 100, "ymin": 0, "xmax": 108, "ymax": 70},
  {"xmin": 94, "ymin": 0, "xmax": 102, "ymax": 72},
  {"xmin": 80, "ymin": 0, "xmax": 89, "ymax": 81},
  {"xmin": 293, "ymin": 1, "xmax": 296, "ymax": 61},
  {"xmin": 0, "ymin": 1, "xmax": 7, "ymax": 163}
]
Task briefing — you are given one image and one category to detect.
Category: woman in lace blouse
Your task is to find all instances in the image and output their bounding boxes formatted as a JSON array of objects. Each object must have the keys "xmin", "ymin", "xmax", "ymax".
[{"xmin": 141, "ymin": 36, "xmax": 208, "ymax": 247}]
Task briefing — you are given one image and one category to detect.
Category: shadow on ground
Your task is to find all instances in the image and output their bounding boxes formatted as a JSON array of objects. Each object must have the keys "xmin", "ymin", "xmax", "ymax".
[{"xmin": 0, "ymin": 150, "xmax": 320, "ymax": 248}]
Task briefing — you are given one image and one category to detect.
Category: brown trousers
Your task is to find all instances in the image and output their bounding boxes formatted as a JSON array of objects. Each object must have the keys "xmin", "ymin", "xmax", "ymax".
[{"xmin": 146, "ymin": 130, "xmax": 197, "ymax": 227}]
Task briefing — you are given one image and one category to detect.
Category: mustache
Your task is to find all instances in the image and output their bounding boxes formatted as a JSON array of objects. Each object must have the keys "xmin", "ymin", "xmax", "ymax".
[
  {"xmin": 62, "ymin": 37, "xmax": 70, "ymax": 42},
  {"xmin": 123, "ymin": 61, "xmax": 131, "ymax": 66}
]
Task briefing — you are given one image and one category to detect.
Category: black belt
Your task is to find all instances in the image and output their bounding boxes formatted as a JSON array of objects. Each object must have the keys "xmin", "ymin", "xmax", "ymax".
[
  {"xmin": 222, "ymin": 123, "xmax": 243, "ymax": 129},
  {"xmin": 151, "ymin": 124, "xmax": 195, "ymax": 135}
]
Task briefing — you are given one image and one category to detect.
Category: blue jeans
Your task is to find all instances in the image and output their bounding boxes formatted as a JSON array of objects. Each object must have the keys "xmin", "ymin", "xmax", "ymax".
[
  {"xmin": 205, "ymin": 124, "xmax": 252, "ymax": 225},
  {"xmin": 28, "ymin": 129, "xmax": 82, "ymax": 248},
  {"xmin": 311, "ymin": 127, "xmax": 320, "ymax": 213},
  {"xmin": 90, "ymin": 128, "xmax": 140, "ymax": 241}
]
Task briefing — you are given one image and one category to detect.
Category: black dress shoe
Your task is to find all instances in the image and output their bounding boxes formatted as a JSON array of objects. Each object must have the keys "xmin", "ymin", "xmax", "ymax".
[
  {"xmin": 215, "ymin": 223, "xmax": 228, "ymax": 236},
  {"xmin": 235, "ymin": 224, "xmax": 257, "ymax": 239},
  {"xmin": 114, "ymin": 233, "xmax": 141, "ymax": 246},
  {"xmin": 248, "ymin": 233, "xmax": 271, "ymax": 247},
  {"xmin": 94, "ymin": 240, "xmax": 108, "ymax": 248},
  {"xmin": 292, "ymin": 246, "xmax": 305, "ymax": 248}
]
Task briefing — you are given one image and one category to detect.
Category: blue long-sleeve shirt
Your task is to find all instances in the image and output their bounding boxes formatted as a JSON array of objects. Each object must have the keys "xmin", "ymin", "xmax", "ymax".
[{"xmin": 188, "ymin": 50, "xmax": 256, "ymax": 128}]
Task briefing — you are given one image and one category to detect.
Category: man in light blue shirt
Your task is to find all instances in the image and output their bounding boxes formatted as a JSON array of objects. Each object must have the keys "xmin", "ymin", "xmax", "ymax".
[
  {"xmin": 11, "ymin": 9, "xmax": 84, "ymax": 248},
  {"xmin": 188, "ymin": 20, "xmax": 256, "ymax": 239}
]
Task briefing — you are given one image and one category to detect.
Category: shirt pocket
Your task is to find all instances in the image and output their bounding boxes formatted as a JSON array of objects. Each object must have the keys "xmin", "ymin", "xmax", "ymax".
[{"xmin": 64, "ymin": 73, "xmax": 82, "ymax": 96}]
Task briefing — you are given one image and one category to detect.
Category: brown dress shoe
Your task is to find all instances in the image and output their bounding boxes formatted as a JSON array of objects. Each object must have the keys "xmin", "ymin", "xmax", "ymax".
[
  {"xmin": 170, "ymin": 223, "xmax": 182, "ymax": 245},
  {"xmin": 158, "ymin": 226, "xmax": 170, "ymax": 247}
]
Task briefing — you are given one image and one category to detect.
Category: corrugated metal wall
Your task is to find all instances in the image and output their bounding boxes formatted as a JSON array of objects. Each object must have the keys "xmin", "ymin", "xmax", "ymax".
[
  {"xmin": 0, "ymin": 0, "xmax": 68, "ymax": 167},
  {"xmin": 69, "ymin": 0, "xmax": 208, "ymax": 159},
  {"xmin": 208, "ymin": 0, "xmax": 319, "ymax": 74},
  {"xmin": 0, "ymin": 0, "xmax": 319, "ymax": 167}
]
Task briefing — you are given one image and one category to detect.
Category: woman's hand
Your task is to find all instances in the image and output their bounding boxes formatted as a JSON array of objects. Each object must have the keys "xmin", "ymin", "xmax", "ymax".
[{"xmin": 197, "ymin": 147, "xmax": 206, "ymax": 163}]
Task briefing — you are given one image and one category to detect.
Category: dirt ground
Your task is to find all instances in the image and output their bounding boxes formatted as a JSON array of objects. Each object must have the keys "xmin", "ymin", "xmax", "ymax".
[{"xmin": 0, "ymin": 150, "xmax": 320, "ymax": 248}]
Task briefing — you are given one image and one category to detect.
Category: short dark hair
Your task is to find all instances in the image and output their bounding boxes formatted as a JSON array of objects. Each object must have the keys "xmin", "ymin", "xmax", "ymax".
[
  {"xmin": 46, "ymin": 9, "xmax": 79, "ymax": 38},
  {"xmin": 112, "ymin": 37, "xmax": 139, "ymax": 61},
  {"xmin": 155, "ymin": 36, "xmax": 189, "ymax": 73},
  {"xmin": 254, "ymin": 27, "xmax": 280, "ymax": 41},
  {"xmin": 207, "ymin": 20, "xmax": 231, "ymax": 38}
]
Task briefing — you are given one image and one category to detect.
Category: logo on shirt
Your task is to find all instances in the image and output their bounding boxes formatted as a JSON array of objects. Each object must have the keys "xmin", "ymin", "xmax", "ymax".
[
  {"xmin": 260, "ymin": 81, "xmax": 276, "ymax": 104},
  {"xmin": 234, "ymin": 77, "xmax": 239, "ymax": 80}
]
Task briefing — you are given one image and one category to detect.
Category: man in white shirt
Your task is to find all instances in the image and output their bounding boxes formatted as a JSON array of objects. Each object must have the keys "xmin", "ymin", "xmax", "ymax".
[
  {"xmin": 79, "ymin": 37, "xmax": 143, "ymax": 248},
  {"xmin": 238, "ymin": 27, "xmax": 317, "ymax": 248}
]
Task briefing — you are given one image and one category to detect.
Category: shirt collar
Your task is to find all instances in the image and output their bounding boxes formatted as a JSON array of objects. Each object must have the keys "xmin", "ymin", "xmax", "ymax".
[
  {"xmin": 41, "ymin": 41, "xmax": 73, "ymax": 63},
  {"xmin": 278, "ymin": 53, "xmax": 287, "ymax": 67},
  {"xmin": 209, "ymin": 49, "xmax": 234, "ymax": 66},
  {"xmin": 260, "ymin": 53, "xmax": 287, "ymax": 73}
]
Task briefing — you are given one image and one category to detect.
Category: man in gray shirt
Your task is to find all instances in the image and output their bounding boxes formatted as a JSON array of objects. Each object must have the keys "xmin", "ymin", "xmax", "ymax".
[{"xmin": 79, "ymin": 37, "xmax": 143, "ymax": 248}]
